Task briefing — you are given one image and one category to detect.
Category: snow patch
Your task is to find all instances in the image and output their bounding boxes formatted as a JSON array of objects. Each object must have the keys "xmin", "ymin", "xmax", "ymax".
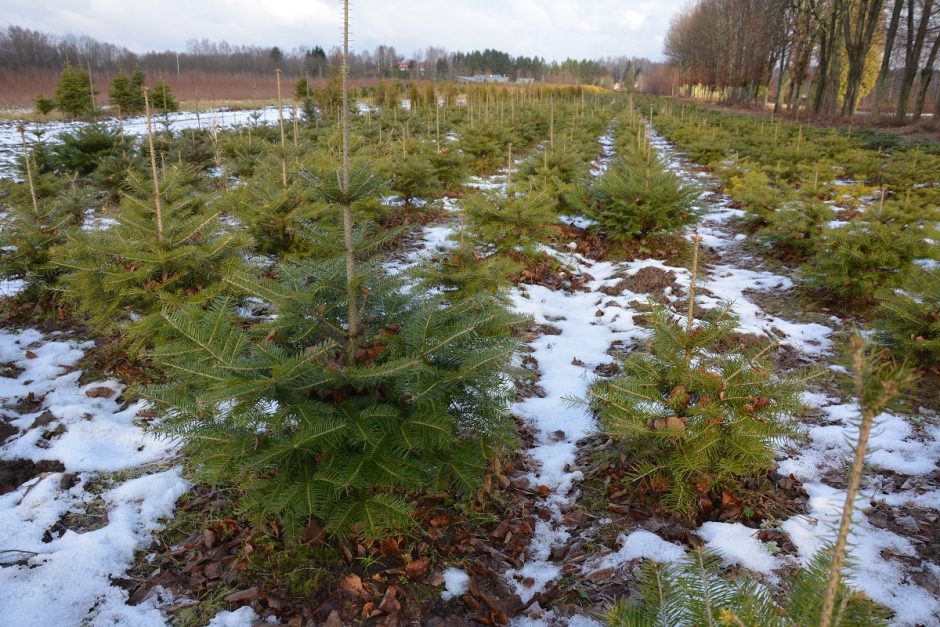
[
  {"xmin": 698, "ymin": 521, "xmax": 779, "ymax": 576},
  {"xmin": 442, "ymin": 568, "xmax": 470, "ymax": 601}
]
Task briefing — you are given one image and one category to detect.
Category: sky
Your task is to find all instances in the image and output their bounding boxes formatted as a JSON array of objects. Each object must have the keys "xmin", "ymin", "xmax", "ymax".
[{"xmin": 0, "ymin": 0, "xmax": 682, "ymax": 61}]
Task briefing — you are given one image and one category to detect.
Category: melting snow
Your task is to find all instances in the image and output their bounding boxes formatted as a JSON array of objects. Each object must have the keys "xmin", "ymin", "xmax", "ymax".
[
  {"xmin": 0, "ymin": 328, "xmax": 188, "ymax": 625},
  {"xmin": 442, "ymin": 567, "xmax": 471, "ymax": 601}
]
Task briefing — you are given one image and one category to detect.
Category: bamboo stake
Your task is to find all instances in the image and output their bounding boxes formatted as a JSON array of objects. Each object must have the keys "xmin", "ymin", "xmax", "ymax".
[
  {"xmin": 819, "ymin": 335, "xmax": 902, "ymax": 627},
  {"xmin": 549, "ymin": 99, "xmax": 555, "ymax": 150},
  {"xmin": 506, "ymin": 142, "xmax": 512, "ymax": 197},
  {"xmin": 275, "ymin": 68, "xmax": 288, "ymax": 190},
  {"xmin": 340, "ymin": 0, "xmax": 358, "ymax": 355},
  {"xmin": 687, "ymin": 234, "xmax": 702, "ymax": 335},
  {"xmin": 292, "ymin": 104, "xmax": 299, "ymax": 146},
  {"xmin": 143, "ymin": 88, "xmax": 163, "ymax": 242},
  {"xmin": 18, "ymin": 126, "xmax": 38, "ymax": 217}
]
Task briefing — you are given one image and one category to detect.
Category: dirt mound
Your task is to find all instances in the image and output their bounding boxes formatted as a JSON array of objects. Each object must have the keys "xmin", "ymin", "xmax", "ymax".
[
  {"xmin": 0, "ymin": 458, "xmax": 66, "ymax": 495},
  {"xmin": 600, "ymin": 266, "xmax": 680, "ymax": 300}
]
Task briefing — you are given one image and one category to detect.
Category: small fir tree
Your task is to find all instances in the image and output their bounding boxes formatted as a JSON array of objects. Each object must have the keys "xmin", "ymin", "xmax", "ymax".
[
  {"xmin": 801, "ymin": 202, "xmax": 937, "ymax": 304},
  {"xmin": 145, "ymin": 268, "xmax": 519, "ymax": 538},
  {"xmin": 140, "ymin": 0, "xmax": 521, "ymax": 541},
  {"xmin": 34, "ymin": 94, "xmax": 55, "ymax": 115},
  {"xmin": 606, "ymin": 549, "xmax": 889, "ymax": 626},
  {"xmin": 109, "ymin": 65, "xmax": 146, "ymax": 115},
  {"xmin": 589, "ymin": 155, "xmax": 700, "ymax": 242},
  {"xmin": 53, "ymin": 62, "xmax": 93, "ymax": 117},
  {"xmin": 758, "ymin": 199, "xmax": 834, "ymax": 261},
  {"xmin": 411, "ymin": 224, "xmax": 518, "ymax": 303},
  {"xmin": 876, "ymin": 268, "xmax": 940, "ymax": 367},
  {"xmin": 150, "ymin": 80, "xmax": 179, "ymax": 113},
  {"xmin": 227, "ymin": 161, "xmax": 327, "ymax": 256},
  {"xmin": 462, "ymin": 189, "xmax": 556, "ymax": 258},
  {"xmin": 48, "ymin": 122, "xmax": 125, "ymax": 176},
  {"xmin": 294, "ymin": 76, "xmax": 311, "ymax": 101},
  {"xmin": 385, "ymin": 145, "xmax": 443, "ymax": 206},
  {"xmin": 589, "ymin": 303, "xmax": 804, "ymax": 517},
  {"xmin": 0, "ymin": 129, "xmax": 86, "ymax": 297},
  {"xmin": 51, "ymin": 165, "xmax": 249, "ymax": 349}
]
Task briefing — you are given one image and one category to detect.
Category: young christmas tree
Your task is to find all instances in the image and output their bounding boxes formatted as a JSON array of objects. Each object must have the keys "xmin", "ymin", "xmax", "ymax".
[
  {"xmin": 801, "ymin": 200, "xmax": 937, "ymax": 305},
  {"xmin": 877, "ymin": 268, "xmax": 940, "ymax": 367},
  {"xmin": 108, "ymin": 64, "xmax": 146, "ymax": 115},
  {"xmin": 0, "ymin": 128, "xmax": 86, "ymax": 298},
  {"xmin": 149, "ymin": 80, "xmax": 179, "ymax": 113},
  {"xmin": 606, "ymin": 548, "xmax": 889, "ymax": 626},
  {"xmin": 589, "ymin": 152, "xmax": 700, "ymax": 242},
  {"xmin": 53, "ymin": 61, "xmax": 94, "ymax": 117},
  {"xmin": 51, "ymin": 90, "xmax": 248, "ymax": 350},
  {"xmin": 141, "ymin": 1, "xmax": 520, "ymax": 540},
  {"xmin": 462, "ymin": 189, "xmax": 556, "ymax": 259},
  {"xmin": 226, "ymin": 158, "xmax": 330, "ymax": 257},
  {"xmin": 411, "ymin": 220, "xmax": 518, "ymax": 303},
  {"xmin": 589, "ymin": 241, "xmax": 804, "ymax": 516}
]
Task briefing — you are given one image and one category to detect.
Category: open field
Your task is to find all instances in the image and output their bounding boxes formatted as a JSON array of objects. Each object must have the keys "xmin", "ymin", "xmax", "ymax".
[
  {"xmin": 1, "ymin": 83, "xmax": 938, "ymax": 625},
  {"xmin": 3, "ymin": 0, "xmax": 940, "ymax": 625}
]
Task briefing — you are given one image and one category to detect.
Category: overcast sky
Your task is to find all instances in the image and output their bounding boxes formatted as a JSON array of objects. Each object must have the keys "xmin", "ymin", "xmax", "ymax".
[{"xmin": 1, "ymin": 0, "xmax": 681, "ymax": 61}]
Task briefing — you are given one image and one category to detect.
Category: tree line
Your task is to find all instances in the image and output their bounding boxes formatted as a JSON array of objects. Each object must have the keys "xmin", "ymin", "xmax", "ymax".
[
  {"xmin": 664, "ymin": 0, "xmax": 940, "ymax": 121},
  {"xmin": 0, "ymin": 25, "xmax": 649, "ymax": 86}
]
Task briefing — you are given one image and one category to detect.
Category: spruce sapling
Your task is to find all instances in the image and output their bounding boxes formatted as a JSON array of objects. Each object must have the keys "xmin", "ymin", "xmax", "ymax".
[{"xmin": 819, "ymin": 333, "xmax": 912, "ymax": 627}]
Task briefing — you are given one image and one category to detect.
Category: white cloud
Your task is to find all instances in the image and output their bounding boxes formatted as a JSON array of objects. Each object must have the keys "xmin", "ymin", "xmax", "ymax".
[
  {"xmin": 621, "ymin": 10, "xmax": 647, "ymax": 30},
  {"xmin": 0, "ymin": 0, "xmax": 684, "ymax": 60}
]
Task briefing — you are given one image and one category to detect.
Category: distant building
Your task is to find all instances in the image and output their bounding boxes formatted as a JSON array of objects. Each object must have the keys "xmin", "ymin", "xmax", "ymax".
[
  {"xmin": 399, "ymin": 60, "xmax": 428, "ymax": 74},
  {"xmin": 457, "ymin": 74, "xmax": 509, "ymax": 84}
]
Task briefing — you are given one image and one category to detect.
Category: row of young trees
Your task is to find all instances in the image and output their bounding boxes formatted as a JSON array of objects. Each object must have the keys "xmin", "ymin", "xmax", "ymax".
[
  {"xmin": 665, "ymin": 0, "xmax": 940, "ymax": 121},
  {"xmin": 2, "ymin": 24, "xmax": 647, "ymax": 86},
  {"xmin": 3, "ymin": 2, "xmax": 927, "ymax": 616},
  {"xmin": 35, "ymin": 62, "xmax": 178, "ymax": 117},
  {"xmin": 0, "ymin": 51, "xmax": 917, "ymax": 624}
]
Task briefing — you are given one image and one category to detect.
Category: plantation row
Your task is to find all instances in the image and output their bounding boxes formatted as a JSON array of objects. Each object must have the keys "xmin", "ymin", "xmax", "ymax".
[
  {"xmin": 0, "ymin": 80, "xmax": 933, "ymax": 624},
  {"xmin": 647, "ymin": 98, "xmax": 940, "ymax": 370}
]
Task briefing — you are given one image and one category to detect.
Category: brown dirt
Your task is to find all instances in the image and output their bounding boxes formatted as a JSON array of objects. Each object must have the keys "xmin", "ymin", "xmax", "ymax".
[
  {"xmin": 127, "ymin": 449, "xmax": 549, "ymax": 626},
  {"xmin": 600, "ymin": 266, "xmax": 680, "ymax": 301},
  {"xmin": 0, "ymin": 418, "xmax": 18, "ymax": 445},
  {"xmin": 555, "ymin": 224, "xmax": 689, "ymax": 265},
  {"xmin": 0, "ymin": 458, "xmax": 66, "ymax": 495},
  {"xmin": 512, "ymin": 257, "xmax": 593, "ymax": 292}
]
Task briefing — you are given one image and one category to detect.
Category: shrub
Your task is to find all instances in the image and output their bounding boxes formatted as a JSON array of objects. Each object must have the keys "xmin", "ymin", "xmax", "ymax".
[
  {"xmin": 589, "ymin": 157, "xmax": 700, "ymax": 242},
  {"xmin": 144, "ymin": 268, "xmax": 519, "ymax": 539},
  {"xmin": 53, "ymin": 62, "xmax": 93, "ymax": 117},
  {"xmin": 877, "ymin": 268, "xmax": 940, "ymax": 367},
  {"xmin": 51, "ymin": 166, "xmax": 249, "ymax": 349},
  {"xmin": 758, "ymin": 200, "xmax": 835, "ymax": 261},
  {"xmin": 463, "ymin": 190, "xmax": 556, "ymax": 258},
  {"xmin": 589, "ymin": 304, "xmax": 803, "ymax": 518},
  {"xmin": 606, "ymin": 549, "xmax": 889, "ymax": 626},
  {"xmin": 801, "ymin": 202, "xmax": 936, "ymax": 304}
]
